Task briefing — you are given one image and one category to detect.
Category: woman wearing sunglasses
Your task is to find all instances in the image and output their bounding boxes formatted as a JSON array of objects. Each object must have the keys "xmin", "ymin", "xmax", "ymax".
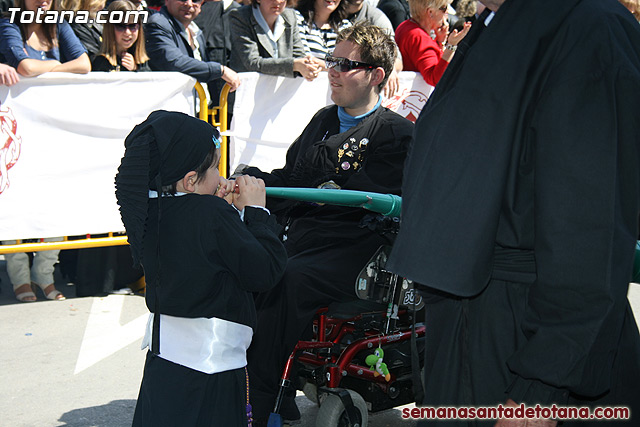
[
  {"xmin": 0, "ymin": 0, "xmax": 90, "ymax": 77},
  {"xmin": 92, "ymin": 0, "xmax": 150, "ymax": 71},
  {"xmin": 395, "ymin": 0, "xmax": 470, "ymax": 86}
]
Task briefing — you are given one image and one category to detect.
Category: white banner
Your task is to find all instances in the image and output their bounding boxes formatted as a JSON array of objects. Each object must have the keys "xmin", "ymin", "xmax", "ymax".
[
  {"xmin": 0, "ymin": 72, "xmax": 196, "ymax": 241},
  {"xmin": 230, "ymin": 71, "xmax": 432, "ymax": 173}
]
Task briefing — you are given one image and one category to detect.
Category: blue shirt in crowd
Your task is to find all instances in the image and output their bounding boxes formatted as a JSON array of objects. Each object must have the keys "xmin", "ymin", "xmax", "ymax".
[{"xmin": 0, "ymin": 19, "xmax": 87, "ymax": 68}]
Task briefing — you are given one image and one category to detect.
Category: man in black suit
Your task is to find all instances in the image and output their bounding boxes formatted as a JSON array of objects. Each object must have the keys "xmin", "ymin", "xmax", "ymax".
[
  {"xmin": 194, "ymin": 0, "xmax": 240, "ymax": 105},
  {"xmin": 389, "ymin": 0, "xmax": 640, "ymax": 425},
  {"xmin": 145, "ymin": 0, "xmax": 241, "ymax": 95}
]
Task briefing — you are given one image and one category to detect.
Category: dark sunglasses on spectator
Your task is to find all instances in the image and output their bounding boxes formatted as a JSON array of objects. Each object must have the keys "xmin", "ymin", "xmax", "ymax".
[
  {"xmin": 176, "ymin": 0, "xmax": 204, "ymax": 3},
  {"xmin": 114, "ymin": 23, "xmax": 139, "ymax": 32},
  {"xmin": 325, "ymin": 55, "xmax": 376, "ymax": 72},
  {"xmin": 439, "ymin": 5, "xmax": 448, "ymax": 11}
]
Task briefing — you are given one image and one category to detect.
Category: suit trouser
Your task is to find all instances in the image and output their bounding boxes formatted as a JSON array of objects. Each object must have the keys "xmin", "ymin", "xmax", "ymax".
[{"xmin": 419, "ymin": 279, "xmax": 640, "ymax": 426}]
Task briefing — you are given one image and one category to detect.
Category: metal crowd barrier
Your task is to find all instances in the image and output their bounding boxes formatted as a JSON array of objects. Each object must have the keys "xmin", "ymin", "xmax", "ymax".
[
  {"xmin": 0, "ymin": 82, "xmax": 230, "ymax": 255},
  {"xmin": 195, "ymin": 82, "xmax": 231, "ymax": 178}
]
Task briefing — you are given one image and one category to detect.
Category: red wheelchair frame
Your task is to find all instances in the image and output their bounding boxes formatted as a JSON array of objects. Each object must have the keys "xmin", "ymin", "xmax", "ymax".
[{"xmin": 269, "ymin": 246, "xmax": 426, "ymax": 427}]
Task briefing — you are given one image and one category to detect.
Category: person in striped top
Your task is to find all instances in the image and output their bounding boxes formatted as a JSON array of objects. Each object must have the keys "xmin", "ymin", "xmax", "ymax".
[{"xmin": 295, "ymin": 0, "xmax": 352, "ymax": 66}]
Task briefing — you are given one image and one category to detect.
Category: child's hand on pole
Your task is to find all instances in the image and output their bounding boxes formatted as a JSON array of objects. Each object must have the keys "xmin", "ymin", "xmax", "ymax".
[
  {"xmin": 215, "ymin": 177, "xmax": 235, "ymax": 204},
  {"xmin": 232, "ymin": 175, "xmax": 266, "ymax": 210}
]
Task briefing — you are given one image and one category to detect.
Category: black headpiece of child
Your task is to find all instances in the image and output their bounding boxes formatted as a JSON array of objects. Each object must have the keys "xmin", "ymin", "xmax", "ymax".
[{"xmin": 114, "ymin": 110, "xmax": 221, "ymax": 266}]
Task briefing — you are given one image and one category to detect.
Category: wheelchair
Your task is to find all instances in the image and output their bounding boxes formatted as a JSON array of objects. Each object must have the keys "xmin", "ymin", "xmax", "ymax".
[{"xmin": 268, "ymin": 244, "xmax": 426, "ymax": 427}]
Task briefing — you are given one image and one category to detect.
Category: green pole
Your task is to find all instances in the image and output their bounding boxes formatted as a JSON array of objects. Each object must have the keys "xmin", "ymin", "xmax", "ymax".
[{"xmin": 265, "ymin": 187, "xmax": 402, "ymax": 217}]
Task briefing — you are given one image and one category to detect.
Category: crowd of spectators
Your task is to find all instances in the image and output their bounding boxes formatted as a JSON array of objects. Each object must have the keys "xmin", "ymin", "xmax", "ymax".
[
  {"xmin": 1, "ymin": 0, "xmax": 639, "ymax": 87},
  {"xmin": 0, "ymin": 0, "xmax": 501, "ymax": 95}
]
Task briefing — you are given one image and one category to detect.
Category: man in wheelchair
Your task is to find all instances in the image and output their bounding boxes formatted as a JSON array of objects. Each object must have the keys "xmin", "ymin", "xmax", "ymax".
[{"xmin": 239, "ymin": 22, "xmax": 414, "ymax": 425}]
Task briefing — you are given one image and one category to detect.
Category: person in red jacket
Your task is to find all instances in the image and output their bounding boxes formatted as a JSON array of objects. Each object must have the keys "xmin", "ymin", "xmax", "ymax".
[{"xmin": 395, "ymin": 0, "xmax": 469, "ymax": 86}]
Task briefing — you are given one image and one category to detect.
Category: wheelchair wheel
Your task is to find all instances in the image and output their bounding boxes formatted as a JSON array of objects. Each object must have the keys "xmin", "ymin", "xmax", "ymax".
[{"xmin": 316, "ymin": 389, "xmax": 368, "ymax": 427}]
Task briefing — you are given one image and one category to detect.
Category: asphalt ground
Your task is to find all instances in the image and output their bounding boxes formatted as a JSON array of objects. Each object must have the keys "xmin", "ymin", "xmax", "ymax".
[{"xmin": 0, "ymin": 256, "xmax": 638, "ymax": 427}]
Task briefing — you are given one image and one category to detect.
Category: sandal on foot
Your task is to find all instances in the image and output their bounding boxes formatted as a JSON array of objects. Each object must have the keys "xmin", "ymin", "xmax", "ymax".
[
  {"xmin": 14, "ymin": 283, "xmax": 36, "ymax": 302},
  {"xmin": 35, "ymin": 283, "xmax": 66, "ymax": 301}
]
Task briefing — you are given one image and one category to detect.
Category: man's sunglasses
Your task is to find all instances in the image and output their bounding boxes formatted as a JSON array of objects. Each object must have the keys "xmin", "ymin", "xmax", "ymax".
[
  {"xmin": 114, "ymin": 23, "xmax": 140, "ymax": 32},
  {"xmin": 176, "ymin": 0, "xmax": 204, "ymax": 3},
  {"xmin": 325, "ymin": 55, "xmax": 376, "ymax": 72}
]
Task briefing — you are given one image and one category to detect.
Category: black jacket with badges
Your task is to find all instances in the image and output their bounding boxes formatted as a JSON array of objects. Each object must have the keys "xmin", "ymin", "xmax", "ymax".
[{"xmin": 244, "ymin": 104, "xmax": 413, "ymax": 240}]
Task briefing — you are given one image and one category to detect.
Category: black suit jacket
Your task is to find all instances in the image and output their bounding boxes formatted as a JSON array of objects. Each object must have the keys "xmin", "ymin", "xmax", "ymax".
[
  {"xmin": 194, "ymin": 0, "xmax": 239, "ymax": 67},
  {"xmin": 145, "ymin": 6, "xmax": 222, "ymax": 82},
  {"xmin": 376, "ymin": 0, "xmax": 409, "ymax": 30},
  {"xmin": 389, "ymin": 0, "xmax": 640, "ymax": 399}
]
